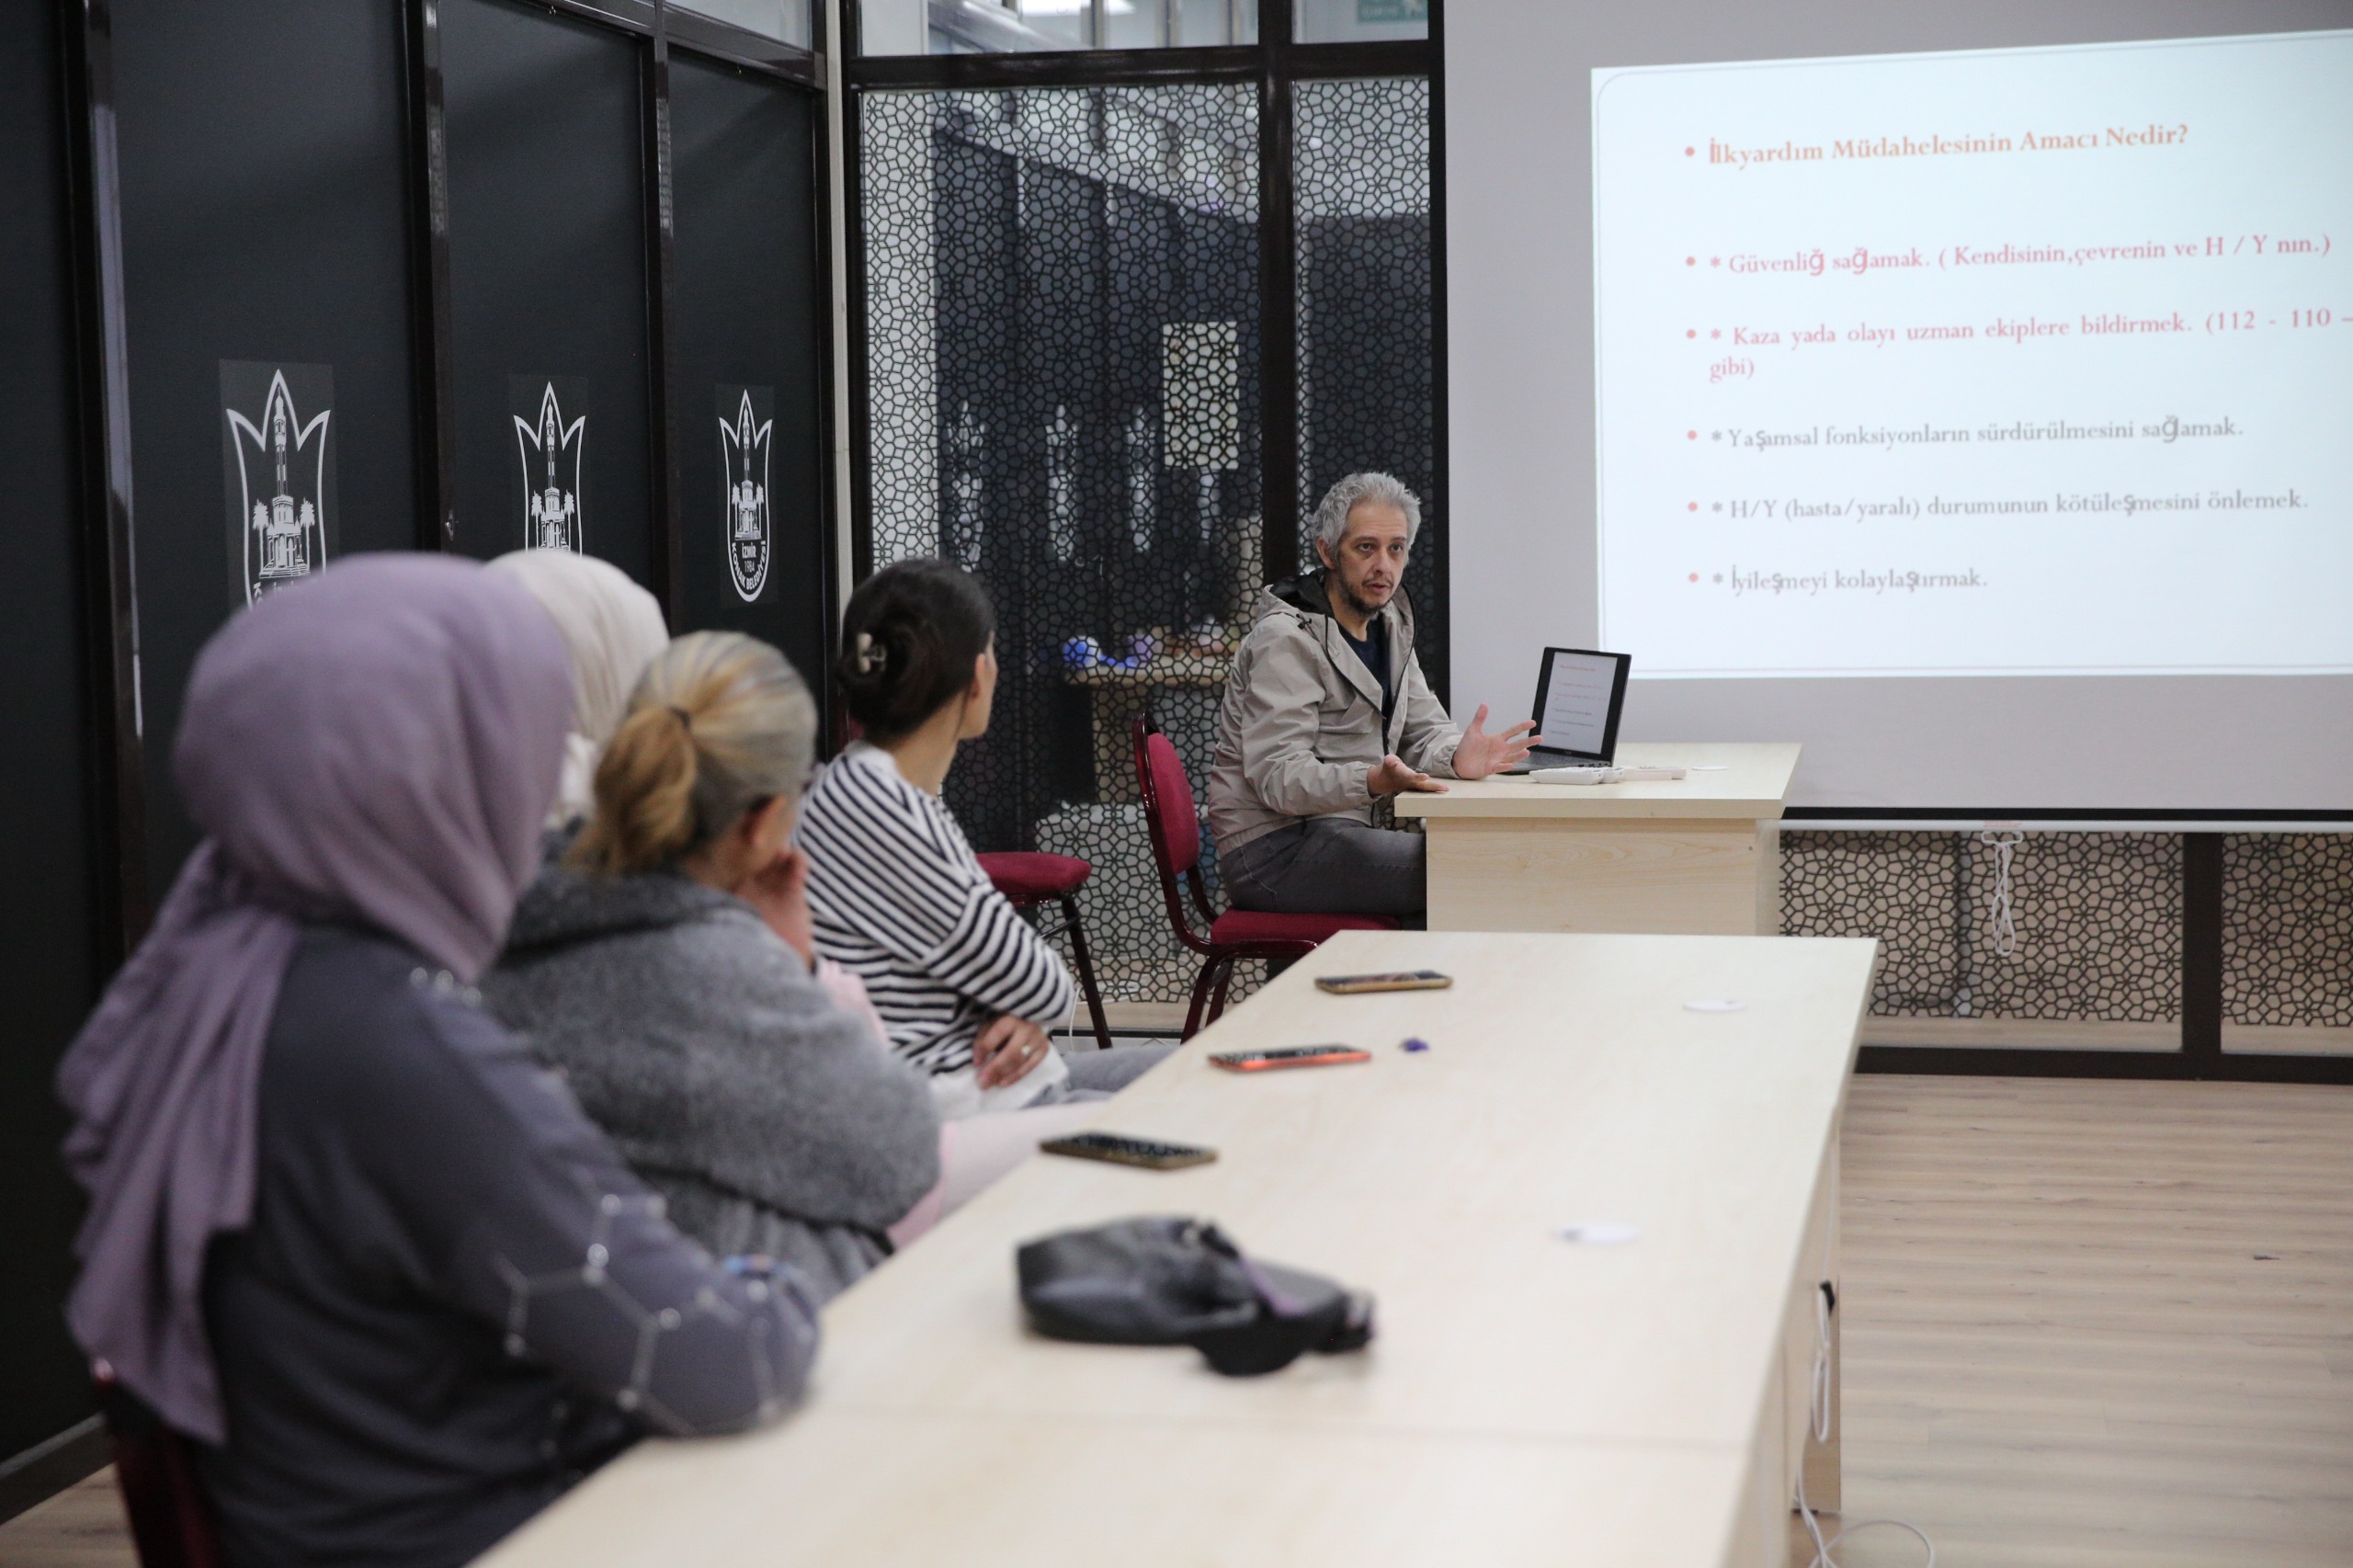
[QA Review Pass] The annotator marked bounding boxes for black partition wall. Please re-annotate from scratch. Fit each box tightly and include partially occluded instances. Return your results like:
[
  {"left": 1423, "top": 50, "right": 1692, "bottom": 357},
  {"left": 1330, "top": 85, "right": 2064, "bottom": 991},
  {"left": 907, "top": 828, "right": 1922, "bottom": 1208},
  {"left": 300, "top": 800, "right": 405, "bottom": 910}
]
[
  {"left": 669, "top": 51, "right": 833, "bottom": 684},
  {"left": 442, "top": 0, "right": 657, "bottom": 584},
  {"left": 110, "top": 0, "right": 426, "bottom": 894},
  {"left": 4, "top": 0, "right": 829, "bottom": 1512},
  {"left": 0, "top": 0, "right": 108, "bottom": 1496}
]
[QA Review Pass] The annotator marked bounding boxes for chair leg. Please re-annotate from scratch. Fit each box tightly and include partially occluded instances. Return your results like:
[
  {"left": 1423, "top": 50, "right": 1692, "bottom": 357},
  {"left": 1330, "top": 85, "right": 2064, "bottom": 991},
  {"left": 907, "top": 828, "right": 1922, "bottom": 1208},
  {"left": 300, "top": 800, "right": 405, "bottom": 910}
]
[
  {"left": 1182, "top": 955, "right": 1226, "bottom": 1041},
  {"left": 1205, "top": 955, "right": 1238, "bottom": 1030},
  {"left": 1058, "top": 893, "right": 1114, "bottom": 1051}
]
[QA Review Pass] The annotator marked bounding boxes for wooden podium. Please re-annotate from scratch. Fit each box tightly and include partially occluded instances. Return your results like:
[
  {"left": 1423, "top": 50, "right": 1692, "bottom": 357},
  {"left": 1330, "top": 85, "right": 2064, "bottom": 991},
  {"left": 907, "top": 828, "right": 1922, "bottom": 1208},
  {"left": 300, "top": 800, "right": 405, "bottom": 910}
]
[{"left": 1391, "top": 743, "right": 1801, "bottom": 936}]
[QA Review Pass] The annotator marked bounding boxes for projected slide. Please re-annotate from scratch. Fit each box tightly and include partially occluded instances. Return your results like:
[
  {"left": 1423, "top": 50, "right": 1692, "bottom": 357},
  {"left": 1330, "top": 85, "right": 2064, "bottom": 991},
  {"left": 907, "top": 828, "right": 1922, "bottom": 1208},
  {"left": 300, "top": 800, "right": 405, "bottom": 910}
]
[{"left": 1593, "top": 30, "right": 2353, "bottom": 678}]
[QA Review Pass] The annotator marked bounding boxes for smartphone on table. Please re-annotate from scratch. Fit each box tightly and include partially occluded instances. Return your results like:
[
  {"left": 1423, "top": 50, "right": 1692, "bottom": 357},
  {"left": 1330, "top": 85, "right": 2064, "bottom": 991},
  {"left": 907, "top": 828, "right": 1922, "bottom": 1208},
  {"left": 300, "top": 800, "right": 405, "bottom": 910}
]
[
  {"left": 1209, "top": 1044, "right": 1372, "bottom": 1072},
  {"left": 1039, "top": 1132, "right": 1218, "bottom": 1170},
  {"left": 1314, "top": 971, "right": 1452, "bottom": 994}
]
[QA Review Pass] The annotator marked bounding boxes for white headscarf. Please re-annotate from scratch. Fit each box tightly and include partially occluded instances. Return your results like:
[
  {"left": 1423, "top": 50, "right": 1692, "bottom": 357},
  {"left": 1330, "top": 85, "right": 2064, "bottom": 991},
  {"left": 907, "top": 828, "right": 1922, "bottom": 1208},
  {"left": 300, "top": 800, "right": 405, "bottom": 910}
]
[{"left": 487, "top": 551, "right": 670, "bottom": 824}]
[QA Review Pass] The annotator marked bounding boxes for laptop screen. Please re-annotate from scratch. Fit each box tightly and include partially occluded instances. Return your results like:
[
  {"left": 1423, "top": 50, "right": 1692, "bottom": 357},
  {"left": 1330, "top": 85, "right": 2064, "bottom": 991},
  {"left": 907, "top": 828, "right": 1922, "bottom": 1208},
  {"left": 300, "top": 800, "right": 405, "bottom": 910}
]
[{"left": 1532, "top": 648, "right": 1629, "bottom": 758}]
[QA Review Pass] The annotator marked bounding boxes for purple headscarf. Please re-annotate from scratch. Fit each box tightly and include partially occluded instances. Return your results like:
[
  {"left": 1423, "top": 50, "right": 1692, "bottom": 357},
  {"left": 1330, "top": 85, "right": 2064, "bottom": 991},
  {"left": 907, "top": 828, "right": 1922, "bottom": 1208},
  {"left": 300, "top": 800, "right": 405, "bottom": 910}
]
[{"left": 56, "top": 553, "right": 574, "bottom": 1442}]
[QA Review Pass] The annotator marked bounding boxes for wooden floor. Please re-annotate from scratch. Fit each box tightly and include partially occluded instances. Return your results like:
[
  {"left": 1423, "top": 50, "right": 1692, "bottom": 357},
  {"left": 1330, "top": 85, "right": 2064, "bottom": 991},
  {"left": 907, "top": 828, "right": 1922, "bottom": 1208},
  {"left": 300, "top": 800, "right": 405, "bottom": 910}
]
[
  {"left": 5, "top": 1075, "right": 2347, "bottom": 1568},
  {"left": 1831, "top": 1074, "right": 2353, "bottom": 1567},
  {"left": 0, "top": 1468, "right": 127, "bottom": 1568}
]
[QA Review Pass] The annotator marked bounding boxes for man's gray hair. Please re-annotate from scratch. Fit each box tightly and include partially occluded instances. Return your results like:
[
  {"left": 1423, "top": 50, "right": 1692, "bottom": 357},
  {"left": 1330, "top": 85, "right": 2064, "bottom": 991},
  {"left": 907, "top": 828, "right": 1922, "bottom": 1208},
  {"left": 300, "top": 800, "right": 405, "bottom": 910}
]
[{"left": 1313, "top": 472, "right": 1422, "bottom": 555}]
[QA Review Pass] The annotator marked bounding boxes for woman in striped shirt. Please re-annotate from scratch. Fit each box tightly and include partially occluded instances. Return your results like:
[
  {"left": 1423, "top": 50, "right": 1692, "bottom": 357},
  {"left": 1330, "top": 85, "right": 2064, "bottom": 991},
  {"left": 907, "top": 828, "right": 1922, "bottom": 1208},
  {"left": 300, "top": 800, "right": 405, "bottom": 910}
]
[{"left": 799, "top": 561, "right": 1169, "bottom": 1118}]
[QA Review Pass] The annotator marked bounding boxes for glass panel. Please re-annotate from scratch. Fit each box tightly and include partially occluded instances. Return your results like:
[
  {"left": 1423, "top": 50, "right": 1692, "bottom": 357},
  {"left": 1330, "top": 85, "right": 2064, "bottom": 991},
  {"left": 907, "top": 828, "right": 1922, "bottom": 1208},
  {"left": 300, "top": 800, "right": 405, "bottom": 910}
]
[
  {"left": 861, "top": 85, "right": 1260, "bottom": 1005},
  {"left": 1181, "top": 0, "right": 1254, "bottom": 47},
  {"left": 858, "top": 0, "right": 1253, "bottom": 55},
  {"left": 673, "top": 0, "right": 813, "bottom": 49},
  {"left": 1294, "top": 0, "right": 1427, "bottom": 44},
  {"left": 1292, "top": 76, "right": 1440, "bottom": 692},
  {"left": 1101, "top": 0, "right": 1163, "bottom": 51}
]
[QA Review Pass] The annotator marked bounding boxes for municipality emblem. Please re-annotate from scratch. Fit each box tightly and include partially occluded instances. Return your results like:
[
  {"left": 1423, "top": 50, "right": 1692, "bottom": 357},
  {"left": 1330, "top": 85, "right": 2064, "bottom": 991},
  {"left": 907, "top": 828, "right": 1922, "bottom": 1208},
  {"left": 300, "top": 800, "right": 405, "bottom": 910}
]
[
  {"left": 515, "top": 381, "right": 585, "bottom": 552},
  {"left": 719, "top": 387, "right": 773, "bottom": 601},
  {"left": 224, "top": 367, "right": 333, "bottom": 607}
]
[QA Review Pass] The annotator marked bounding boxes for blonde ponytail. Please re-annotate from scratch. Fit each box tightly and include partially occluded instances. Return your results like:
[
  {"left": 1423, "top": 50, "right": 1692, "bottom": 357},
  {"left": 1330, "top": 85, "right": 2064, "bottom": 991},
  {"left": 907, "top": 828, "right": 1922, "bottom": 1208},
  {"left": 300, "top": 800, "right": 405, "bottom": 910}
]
[{"left": 571, "top": 631, "right": 816, "bottom": 876}]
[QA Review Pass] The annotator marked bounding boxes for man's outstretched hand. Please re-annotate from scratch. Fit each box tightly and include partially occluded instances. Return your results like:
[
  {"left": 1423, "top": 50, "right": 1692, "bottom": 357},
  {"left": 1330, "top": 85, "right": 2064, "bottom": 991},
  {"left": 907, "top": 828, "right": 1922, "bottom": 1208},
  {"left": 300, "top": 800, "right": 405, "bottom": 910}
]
[
  {"left": 1449, "top": 704, "right": 1540, "bottom": 780},
  {"left": 1368, "top": 754, "right": 1448, "bottom": 797}
]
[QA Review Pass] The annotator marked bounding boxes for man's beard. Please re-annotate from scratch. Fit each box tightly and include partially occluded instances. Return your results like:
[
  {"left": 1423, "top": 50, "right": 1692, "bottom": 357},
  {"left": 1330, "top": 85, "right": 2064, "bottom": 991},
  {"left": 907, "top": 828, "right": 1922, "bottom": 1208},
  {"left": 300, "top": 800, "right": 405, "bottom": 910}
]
[{"left": 1334, "top": 572, "right": 1391, "bottom": 623}]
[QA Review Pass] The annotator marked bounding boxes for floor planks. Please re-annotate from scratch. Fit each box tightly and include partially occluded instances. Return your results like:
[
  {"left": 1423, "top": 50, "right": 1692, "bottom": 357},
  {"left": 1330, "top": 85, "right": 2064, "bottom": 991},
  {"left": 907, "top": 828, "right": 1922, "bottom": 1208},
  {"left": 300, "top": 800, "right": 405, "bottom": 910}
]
[
  {"left": 0, "top": 1469, "right": 129, "bottom": 1568},
  {"left": 1830, "top": 1074, "right": 2353, "bottom": 1567},
  {"left": 3, "top": 1074, "right": 2347, "bottom": 1568}
]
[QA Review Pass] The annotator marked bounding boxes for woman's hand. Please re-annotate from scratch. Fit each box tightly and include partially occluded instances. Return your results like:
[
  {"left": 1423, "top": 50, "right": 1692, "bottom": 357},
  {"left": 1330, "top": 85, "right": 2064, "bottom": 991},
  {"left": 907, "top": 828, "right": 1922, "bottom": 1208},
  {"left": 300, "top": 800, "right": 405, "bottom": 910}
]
[
  {"left": 972, "top": 1014, "right": 1052, "bottom": 1089},
  {"left": 741, "top": 844, "right": 816, "bottom": 966}
]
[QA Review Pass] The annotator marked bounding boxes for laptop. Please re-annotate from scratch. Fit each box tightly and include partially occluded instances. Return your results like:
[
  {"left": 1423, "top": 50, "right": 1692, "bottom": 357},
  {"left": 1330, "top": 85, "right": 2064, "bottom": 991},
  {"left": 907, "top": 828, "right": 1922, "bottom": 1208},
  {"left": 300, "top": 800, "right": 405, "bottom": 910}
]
[{"left": 1502, "top": 647, "right": 1631, "bottom": 774}]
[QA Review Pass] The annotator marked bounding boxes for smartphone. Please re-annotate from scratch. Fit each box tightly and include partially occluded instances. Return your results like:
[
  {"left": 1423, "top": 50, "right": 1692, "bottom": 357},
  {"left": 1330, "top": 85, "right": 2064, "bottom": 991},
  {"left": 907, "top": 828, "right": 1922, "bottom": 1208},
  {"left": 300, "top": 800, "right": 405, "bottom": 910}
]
[
  {"left": 1314, "top": 971, "right": 1453, "bottom": 995},
  {"left": 1038, "top": 1132, "right": 1218, "bottom": 1170},
  {"left": 1209, "top": 1045, "right": 1373, "bottom": 1072}
]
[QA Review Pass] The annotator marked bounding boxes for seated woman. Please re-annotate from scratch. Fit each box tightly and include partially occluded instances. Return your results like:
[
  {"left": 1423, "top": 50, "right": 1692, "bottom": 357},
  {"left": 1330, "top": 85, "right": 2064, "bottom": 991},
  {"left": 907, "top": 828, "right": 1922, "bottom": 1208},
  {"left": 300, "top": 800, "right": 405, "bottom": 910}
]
[
  {"left": 57, "top": 557, "right": 817, "bottom": 1568},
  {"left": 485, "top": 631, "right": 942, "bottom": 1300},
  {"left": 490, "top": 546, "right": 889, "bottom": 1039},
  {"left": 797, "top": 560, "right": 1171, "bottom": 1118},
  {"left": 487, "top": 547, "right": 669, "bottom": 825}
]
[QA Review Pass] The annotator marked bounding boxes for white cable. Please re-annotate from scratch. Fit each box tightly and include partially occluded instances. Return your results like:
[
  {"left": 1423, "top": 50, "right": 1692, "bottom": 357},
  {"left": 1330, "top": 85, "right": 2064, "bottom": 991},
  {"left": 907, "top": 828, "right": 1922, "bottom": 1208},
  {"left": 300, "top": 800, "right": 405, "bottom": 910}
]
[
  {"left": 1797, "top": 1471, "right": 1935, "bottom": 1568},
  {"left": 1794, "top": 1218, "right": 1936, "bottom": 1568},
  {"left": 1033, "top": 910, "right": 1085, "bottom": 1049},
  {"left": 1811, "top": 1283, "right": 1834, "bottom": 1443},
  {"left": 1976, "top": 827, "right": 2025, "bottom": 960}
]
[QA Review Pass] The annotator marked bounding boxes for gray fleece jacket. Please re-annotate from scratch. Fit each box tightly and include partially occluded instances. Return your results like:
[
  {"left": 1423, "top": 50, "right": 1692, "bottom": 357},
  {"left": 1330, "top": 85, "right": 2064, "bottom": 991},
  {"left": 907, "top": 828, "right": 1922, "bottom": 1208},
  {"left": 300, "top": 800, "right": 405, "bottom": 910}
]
[
  {"left": 483, "top": 862, "right": 941, "bottom": 1301},
  {"left": 1205, "top": 573, "right": 1462, "bottom": 857}
]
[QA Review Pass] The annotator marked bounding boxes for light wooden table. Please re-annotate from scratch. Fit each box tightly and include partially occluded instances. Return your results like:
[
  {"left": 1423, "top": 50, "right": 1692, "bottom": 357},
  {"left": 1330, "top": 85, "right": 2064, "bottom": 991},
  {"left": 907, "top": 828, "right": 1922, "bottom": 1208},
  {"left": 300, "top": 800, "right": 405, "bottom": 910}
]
[
  {"left": 1392, "top": 743, "right": 1802, "bottom": 937},
  {"left": 482, "top": 928, "right": 1875, "bottom": 1568}
]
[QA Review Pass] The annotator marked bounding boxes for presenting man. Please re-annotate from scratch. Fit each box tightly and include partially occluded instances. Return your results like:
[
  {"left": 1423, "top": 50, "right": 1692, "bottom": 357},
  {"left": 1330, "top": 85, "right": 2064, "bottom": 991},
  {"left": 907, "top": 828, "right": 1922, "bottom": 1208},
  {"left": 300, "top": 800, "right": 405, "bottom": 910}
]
[{"left": 1206, "top": 472, "right": 1536, "bottom": 921}]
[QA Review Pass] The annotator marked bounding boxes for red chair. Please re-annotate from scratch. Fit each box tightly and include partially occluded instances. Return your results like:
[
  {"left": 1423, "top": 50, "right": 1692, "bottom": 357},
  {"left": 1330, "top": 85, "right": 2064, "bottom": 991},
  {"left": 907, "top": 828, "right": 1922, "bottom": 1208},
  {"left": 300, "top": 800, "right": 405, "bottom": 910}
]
[
  {"left": 1131, "top": 714, "right": 1396, "bottom": 1038},
  {"left": 93, "top": 1362, "right": 224, "bottom": 1568},
  {"left": 975, "top": 852, "right": 1114, "bottom": 1051}
]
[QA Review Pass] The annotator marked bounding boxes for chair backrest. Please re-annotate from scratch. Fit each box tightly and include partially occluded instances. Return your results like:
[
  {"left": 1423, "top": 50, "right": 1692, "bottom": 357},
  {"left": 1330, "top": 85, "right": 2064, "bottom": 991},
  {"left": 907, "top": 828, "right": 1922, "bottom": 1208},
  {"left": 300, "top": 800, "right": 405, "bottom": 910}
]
[
  {"left": 1131, "top": 714, "right": 1217, "bottom": 953},
  {"left": 1137, "top": 724, "right": 1200, "bottom": 874},
  {"left": 95, "top": 1365, "right": 226, "bottom": 1568}
]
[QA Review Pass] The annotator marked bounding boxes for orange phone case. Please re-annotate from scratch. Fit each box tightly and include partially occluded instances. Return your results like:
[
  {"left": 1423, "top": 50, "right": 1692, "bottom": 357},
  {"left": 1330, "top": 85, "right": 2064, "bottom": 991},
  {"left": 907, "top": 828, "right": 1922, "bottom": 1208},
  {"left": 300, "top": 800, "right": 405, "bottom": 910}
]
[{"left": 1210, "top": 1047, "right": 1372, "bottom": 1072}]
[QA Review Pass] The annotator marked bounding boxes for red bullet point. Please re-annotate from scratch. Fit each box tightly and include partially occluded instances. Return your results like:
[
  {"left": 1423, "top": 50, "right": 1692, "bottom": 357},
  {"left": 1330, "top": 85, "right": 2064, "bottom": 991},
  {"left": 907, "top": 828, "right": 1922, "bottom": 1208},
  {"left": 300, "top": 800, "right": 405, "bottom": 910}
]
[
  {"left": 1685, "top": 256, "right": 1696, "bottom": 267},
  {"left": 1686, "top": 328, "right": 1696, "bottom": 338},
  {"left": 1688, "top": 502, "right": 1699, "bottom": 511},
  {"left": 1687, "top": 430, "right": 1698, "bottom": 440},
  {"left": 1688, "top": 573, "right": 1700, "bottom": 583},
  {"left": 1684, "top": 146, "right": 1695, "bottom": 156}
]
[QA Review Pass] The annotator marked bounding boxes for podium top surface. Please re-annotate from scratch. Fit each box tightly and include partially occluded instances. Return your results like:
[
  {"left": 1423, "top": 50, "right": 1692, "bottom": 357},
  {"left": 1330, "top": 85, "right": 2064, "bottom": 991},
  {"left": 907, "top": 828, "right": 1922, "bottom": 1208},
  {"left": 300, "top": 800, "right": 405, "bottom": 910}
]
[{"left": 1392, "top": 742, "right": 1801, "bottom": 822}]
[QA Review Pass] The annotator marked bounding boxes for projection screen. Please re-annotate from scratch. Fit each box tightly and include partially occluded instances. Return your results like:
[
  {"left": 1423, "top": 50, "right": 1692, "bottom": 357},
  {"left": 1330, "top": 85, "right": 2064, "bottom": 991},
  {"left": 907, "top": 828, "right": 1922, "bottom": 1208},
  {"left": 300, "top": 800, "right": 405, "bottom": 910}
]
[{"left": 1446, "top": 1, "right": 2353, "bottom": 812}]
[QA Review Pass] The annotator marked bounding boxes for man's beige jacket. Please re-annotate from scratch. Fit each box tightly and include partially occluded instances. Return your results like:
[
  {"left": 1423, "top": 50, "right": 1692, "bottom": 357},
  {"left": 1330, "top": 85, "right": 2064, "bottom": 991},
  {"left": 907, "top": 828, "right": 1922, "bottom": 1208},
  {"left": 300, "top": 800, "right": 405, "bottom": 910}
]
[{"left": 1205, "top": 572, "right": 1461, "bottom": 858}]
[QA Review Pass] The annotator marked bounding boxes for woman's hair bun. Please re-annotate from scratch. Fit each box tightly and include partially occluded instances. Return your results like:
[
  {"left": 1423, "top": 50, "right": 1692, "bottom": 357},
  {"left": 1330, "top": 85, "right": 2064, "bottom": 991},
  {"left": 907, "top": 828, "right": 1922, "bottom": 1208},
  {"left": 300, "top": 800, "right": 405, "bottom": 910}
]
[{"left": 837, "top": 560, "right": 995, "bottom": 744}]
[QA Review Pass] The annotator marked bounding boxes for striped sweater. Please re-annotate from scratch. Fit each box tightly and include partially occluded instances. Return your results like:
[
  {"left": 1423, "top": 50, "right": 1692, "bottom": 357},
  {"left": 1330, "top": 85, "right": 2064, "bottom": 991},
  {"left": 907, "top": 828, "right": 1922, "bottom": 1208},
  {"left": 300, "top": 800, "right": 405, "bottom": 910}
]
[{"left": 798, "top": 744, "right": 1074, "bottom": 1112}]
